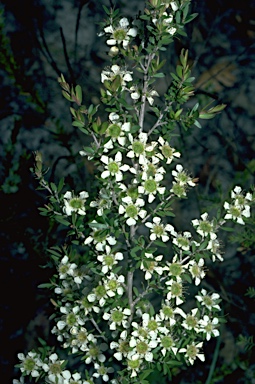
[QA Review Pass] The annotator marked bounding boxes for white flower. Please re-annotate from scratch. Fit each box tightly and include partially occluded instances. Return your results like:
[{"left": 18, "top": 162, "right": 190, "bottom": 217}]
[
  {"left": 159, "top": 300, "right": 179, "bottom": 326},
  {"left": 179, "top": 342, "right": 205, "bottom": 365},
  {"left": 165, "top": 254, "right": 189, "bottom": 278},
  {"left": 195, "top": 289, "right": 221, "bottom": 311},
  {"left": 224, "top": 201, "right": 250, "bottom": 225},
  {"left": 110, "top": 336, "right": 132, "bottom": 361},
  {"left": 140, "top": 312, "right": 167, "bottom": 339},
  {"left": 140, "top": 254, "right": 164, "bottom": 280},
  {"left": 126, "top": 355, "right": 142, "bottom": 377},
  {"left": 17, "top": 351, "right": 43, "bottom": 378},
  {"left": 191, "top": 212, "right": 216, "bottom": 239},
  {"left": 97, "top": 245, "right": 123, "bottom": 274},
  {"left": 128, "top": 332, "right": 156, "bottom": 362},
  {"left": 231, "top": 185, "right": 252, "bottom": 206},
  {"left": 69, "top": 326, "right": 96, "bottom": 353},
  {"left": 104, "top": 119, "right": 131, "bottom": 148},
  {"left": 84, "top": 224, "right": 116, "bottom": 251},
  {"left": 42, "top": 353, "right": 70, "bottom": 383},
  {"left": 170, "top": 181, "right": 187, "bottom": 198},
  {"left": 90, "top": 188, "right": 112, "bottom": 216},
  {"left": 58, "top": 255, "right": 77, "bottom": 280},
  {"left": 130, "top": 85, "right": 140, "bottom": 101},
  {"left": 138, "top": 178, "right": 165, "bottom": 203},
  {"left": 160, "top": 334, "right": 178, "bottom": 356},
  {"left": 157, "top": 136, "right": 181, "bottom": 164},
  {"left": 207, "top": 236, "right": 223, "bottom": 262},
  {"left": 146, "top": 89, "right": 159, "bottom": 105},
  {"left": 79, "top": 296, "right": 100, "bottom": 316},
  {"left": 223, "top": 185, "right": 252, "bottom": 225},
  {"left": 68, "top": 372, "right": 87, "bottom": 384},
  {"left": 177, "top": 307, "right": 200, "bottom": 332},
  {"left": 13, "top": 377, "right": 25, "bottom": 384},
  {"left": 165, "top": 277, "right": 184, "bottom": 305},
  {"left": 130, "top": 87, "right": 159, "bottom": 105},
  {"left": 57, "top": 303, "right": 85, "bottom": 332},
  {"left": 119, "top": 196, "right": 147, "bottom": 226},
  {"left": 126, "top": 132, "right": 149, "bottom": 165},
  {"left": 101, "top": 64, "right": 133, "bottom": 86},
  {"left": 54, "top": 279, "right": 71, "bottom": 296},
  {"left": 152, "top": 9, "right": 177, "bottom": 35},
  {"left": 93, "top": 363, "right": 114, "bottom": 382},
  {"left": 104, "top": 17, "right": 137, "bottom": 50},
  {"left": 85, "top": 343, "right": 106, "bottom": 364},
  {"left": 172, "top": 231, "right": 192, "bottom": 251},
  {"left": 189, "top": 258, "right": 206, "bottom": 286},
  {"left": 140, "top": 162, "right": 165, "bottom": 181},
  {"left": 100, "top": 152, "right": 130, "bottom": 181},
  {"left": 172, "top": 164, "right": 196, "bottom": 187},
  {"left": 170, "top": 1, "right": 179, "bottom": 12},
  {"left": 108, "top": 112, "right": 119, "bottom": 122},
  {"left": 63, "top": 190, "right": 88, "bottom": 216},
  {"left": 103, "top": 306, "right": 131, "bottom": 330},
  {"left": 103, "top": 272, "right": 125, "bottom": 297},
  {"left": 145, "top": 217, "right": 175, "bottom": 242},
  {"left": 199, "top": 315, "right": 220, "bottom": 341},
  {"left": 87, "top": 281, "right": 108, "bottom": 307}
]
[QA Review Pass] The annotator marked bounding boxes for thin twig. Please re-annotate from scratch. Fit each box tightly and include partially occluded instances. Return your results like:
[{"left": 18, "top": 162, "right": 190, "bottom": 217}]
[
  {"left": 90, "top": 316, "right": 107, "bottom": 341},
  {"left": 37, "top": 24, "right": 62, "bottom": 77}
]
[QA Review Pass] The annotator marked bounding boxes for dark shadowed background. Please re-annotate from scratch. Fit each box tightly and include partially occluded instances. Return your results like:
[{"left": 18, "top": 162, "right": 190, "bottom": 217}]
[{"left": 1, "top": 0, "right": 255, "bottom": 383}]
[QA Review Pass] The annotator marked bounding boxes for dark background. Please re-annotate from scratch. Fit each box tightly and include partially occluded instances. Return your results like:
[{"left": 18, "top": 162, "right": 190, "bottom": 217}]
[{"left": 1, "top": 0, "right": 255, "bottom": 383}]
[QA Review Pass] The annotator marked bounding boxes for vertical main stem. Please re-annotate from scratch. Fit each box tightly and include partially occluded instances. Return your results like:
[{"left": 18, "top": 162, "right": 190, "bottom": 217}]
[
  {"left": 138, "top": 53, "right": 155, "bottom": 131},
  {"left": 127, "top": 271, "right": 134, "bottom": 310}
]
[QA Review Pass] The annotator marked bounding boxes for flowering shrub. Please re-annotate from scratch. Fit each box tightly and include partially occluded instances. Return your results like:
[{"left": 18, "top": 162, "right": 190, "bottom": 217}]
[{"left": 14, "top": 1, "right": 254, "bottom": 384}]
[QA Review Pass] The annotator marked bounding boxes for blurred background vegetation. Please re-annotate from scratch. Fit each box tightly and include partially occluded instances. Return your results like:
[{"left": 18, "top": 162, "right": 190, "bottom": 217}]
[{"left": 1, "top": 0, "right": 255, "bottom": 383}]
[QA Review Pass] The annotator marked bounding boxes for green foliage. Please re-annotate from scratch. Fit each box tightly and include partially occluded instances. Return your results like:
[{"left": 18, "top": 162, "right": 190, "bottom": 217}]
[{"left": 12, "top": 1, "right": 255, "bottom": 384}]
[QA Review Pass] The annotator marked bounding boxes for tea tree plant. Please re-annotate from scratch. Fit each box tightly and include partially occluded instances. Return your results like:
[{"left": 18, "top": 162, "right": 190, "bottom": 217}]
[{"left": 14, "top": 1, "right": 254, "bottom": 383}]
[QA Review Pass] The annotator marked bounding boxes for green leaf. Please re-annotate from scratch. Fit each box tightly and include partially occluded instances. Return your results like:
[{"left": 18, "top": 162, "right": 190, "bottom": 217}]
[
  {"left": 140, "top": 370, "right": 154, "bottom": 380},
  {"left": 182, "top": 3, "right": 190, "bottom": 20},
  {"left": 50, "top": 182, "right": 57, "bottom": 192},
  {"left": 199, "top": 112, "right": 215, "bottom": 120},
  {"left": 185, "top": 76, "right": 195, "bottom": 83},
  {"left": 111, "top": 75, "right": 122, "bottom": 92},
  {"left": 184, "top": 13, "right": 199, "bottom": 24},
  {"left": 130, "top": 246, "right": 141, "bottom": 258},
  {"left": 72, "top": 120, "right": 85, "bottom": 128},
  {"left": 208, "top": 104, "right": 227, "bottom": 113},
  {"left": 89, "top": 222, "right": 108, "bottom": 229},
  {"left": 38, "top": 337, "right": 47, "bottom": 346},
  {"left": 176, "top": 65, "right": 183, "bottom": 78},
  {"left": 175, "top": 11, "right": 181, "bottom": 24},
  {"left": 77, "top": 126, "right": 89, "bottom": 134},
  {"left": 57, "top": 177, "right": 65, "bottom": 193},
  {"left": 62, "top": 90, "right": 73, "bottom": 102},
  {"left": 133, "top": 286, "right": 139, "bottom": 297},
  {"left": 55, "top": 216, "right": 70, "bottom": 226},
  {"left": 75, "top": 85, "right": 82, "bottom": 105},
  {"left": 38, "top": 283, "right": 53, "bottom": 289},
  {"left": 118, "top": 98, "right": 133, "bottom": 109},
  {"left": 48, "top": 247, "right": 62, "bottom": 257},
  {"left": 221, "top": 226, "right": 234, "bottom": 232},
  {"left": 194, "top": 120, "right": 202, "bottom": 128},
  {"left": 153, "top": 240, "right": 167, "bottom": 248},
  {"left": 102, "top": 5, "right": 110, "bottom": 15},
  {"left": 170, "top": 72, "right": 179, "bottom": 82},
  {"left": 153, "top": 72, "right": 165, "bottom": 78}
]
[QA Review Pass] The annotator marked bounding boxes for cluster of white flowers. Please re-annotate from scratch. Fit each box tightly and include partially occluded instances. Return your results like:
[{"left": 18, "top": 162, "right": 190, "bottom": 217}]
[
  {"left": 224, "top": 185, "right": 252, "bottom": 225},
  {"left": 14, "top": 2, "right": 254, "bottom": 383},
  {"left": 15, "top": 352, "right": 92, "bottom": 384},
  {"left": 100, "top": 17, "right": 137, "bottom": 56}
]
